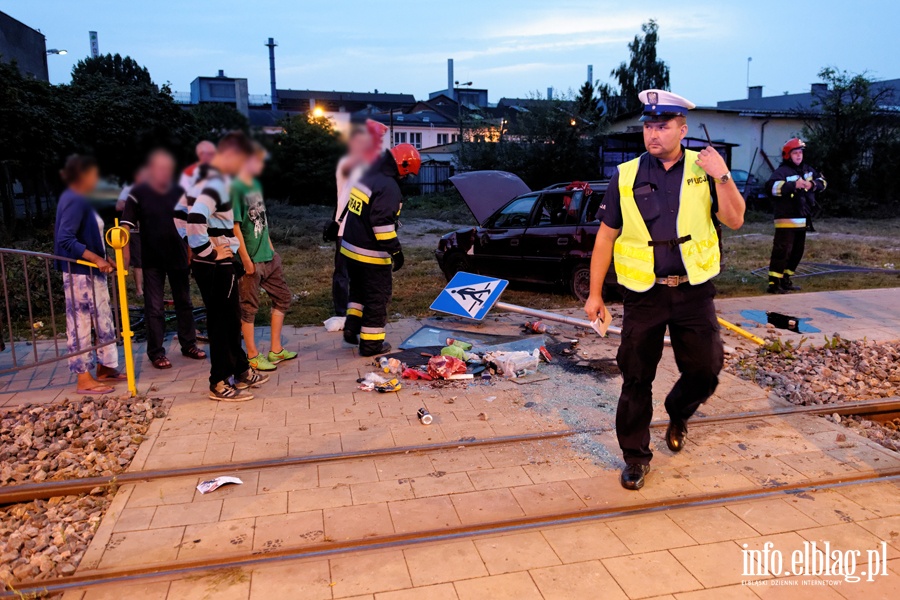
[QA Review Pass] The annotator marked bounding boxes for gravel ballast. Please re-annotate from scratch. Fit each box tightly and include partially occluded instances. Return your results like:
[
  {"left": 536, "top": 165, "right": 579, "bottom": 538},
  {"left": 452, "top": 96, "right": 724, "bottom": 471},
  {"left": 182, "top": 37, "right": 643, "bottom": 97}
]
[
  {"left": 1, "top": 396, "right": 167, "bottom": 587},
  {"left": 725, "top": 335, "right": 900, "bottom": 406}
]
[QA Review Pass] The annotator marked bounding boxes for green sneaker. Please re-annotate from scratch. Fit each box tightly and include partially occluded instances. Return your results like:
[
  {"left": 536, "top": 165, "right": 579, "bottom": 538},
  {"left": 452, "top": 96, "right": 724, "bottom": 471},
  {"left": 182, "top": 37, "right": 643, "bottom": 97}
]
[
  {"left": 249, "top": 353, "right": 277, "bottom": 371},
  {"left": 268, "top": 348, "right": 298, "bottom": 364}
]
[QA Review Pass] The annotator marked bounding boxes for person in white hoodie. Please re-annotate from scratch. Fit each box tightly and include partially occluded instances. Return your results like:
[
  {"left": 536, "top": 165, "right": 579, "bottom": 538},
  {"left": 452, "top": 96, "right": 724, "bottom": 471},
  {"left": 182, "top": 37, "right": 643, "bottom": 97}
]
[{"left": 331, "top": 120, "right": 387, "bottom": 323}]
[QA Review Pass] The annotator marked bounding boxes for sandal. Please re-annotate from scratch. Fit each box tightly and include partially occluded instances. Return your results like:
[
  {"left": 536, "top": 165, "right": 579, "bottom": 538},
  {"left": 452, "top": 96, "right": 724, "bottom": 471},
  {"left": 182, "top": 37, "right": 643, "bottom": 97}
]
[
  {"left": 96, "top": 367, "right": 127, "bottom": 381},
  {"left": 76, "top": 384, "right": 115, "bottom": 395},
  {"left": 182, "top": 346, "right": 207, "bottom": 360},
  {"left": 152, "top": 356, "right": 173, "bottom": 369}
]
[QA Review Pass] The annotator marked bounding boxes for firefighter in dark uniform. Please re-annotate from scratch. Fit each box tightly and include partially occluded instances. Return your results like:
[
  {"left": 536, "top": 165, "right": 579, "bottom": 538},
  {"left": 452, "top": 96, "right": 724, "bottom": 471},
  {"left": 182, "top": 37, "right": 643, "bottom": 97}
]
[
  {"left": 584, "top": 90, "right": 746, "bottom": 490},
  {"left": 765, "top": 138, "right": 826, "bottom": 293},
  {"left": 341, "top": 143, "right": 421, "bottom": 356}
]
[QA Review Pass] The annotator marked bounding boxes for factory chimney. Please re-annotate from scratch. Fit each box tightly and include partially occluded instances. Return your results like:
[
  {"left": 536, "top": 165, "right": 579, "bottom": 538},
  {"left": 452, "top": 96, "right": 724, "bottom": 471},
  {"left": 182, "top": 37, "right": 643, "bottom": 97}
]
[
  {"left": 448, "top": 58, "right": 454, "bottom": 99},
  {"left": 266, "top": 38, "right": 279, "bottom": 110}
]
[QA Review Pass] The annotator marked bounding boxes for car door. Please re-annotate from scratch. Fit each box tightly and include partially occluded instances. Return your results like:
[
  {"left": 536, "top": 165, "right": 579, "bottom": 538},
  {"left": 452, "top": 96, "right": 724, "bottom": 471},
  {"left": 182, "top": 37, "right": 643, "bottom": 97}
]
[
  {"left": 472, "top": 194, "right": 538, "bottom": 278},
  {"left": 518, "top": 191, "right": 583, "bottom": 282}
]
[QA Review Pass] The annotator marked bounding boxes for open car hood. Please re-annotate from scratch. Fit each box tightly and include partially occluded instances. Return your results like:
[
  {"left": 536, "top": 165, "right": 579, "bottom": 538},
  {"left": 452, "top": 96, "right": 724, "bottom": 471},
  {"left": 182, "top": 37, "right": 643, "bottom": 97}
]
[{"left": 450, "top": 171, "right": 531, "bottom": 225}]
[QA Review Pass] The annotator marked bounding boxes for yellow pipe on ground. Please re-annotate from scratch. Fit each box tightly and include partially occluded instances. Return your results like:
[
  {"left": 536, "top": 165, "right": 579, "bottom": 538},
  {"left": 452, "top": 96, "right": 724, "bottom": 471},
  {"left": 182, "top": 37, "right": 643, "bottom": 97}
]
[
  {"left": 105, "top": 220, "right": 137, "bottom": 397},
  {"left": 718, "top": 317, "right": 765, "bottom": 346}
]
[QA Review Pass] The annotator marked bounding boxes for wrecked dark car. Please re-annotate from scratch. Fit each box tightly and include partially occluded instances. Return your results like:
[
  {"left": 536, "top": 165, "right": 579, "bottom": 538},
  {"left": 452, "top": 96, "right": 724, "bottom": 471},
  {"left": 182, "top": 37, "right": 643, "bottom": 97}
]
[{"left": 435, "top": 171, "right": 616, "bottom": 302}]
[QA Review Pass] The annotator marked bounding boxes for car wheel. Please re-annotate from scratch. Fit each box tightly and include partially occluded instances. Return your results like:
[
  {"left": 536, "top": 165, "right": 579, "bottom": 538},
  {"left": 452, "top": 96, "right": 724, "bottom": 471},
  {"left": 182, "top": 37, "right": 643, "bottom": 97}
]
[
  {"left": 569, "top": 263, "right": 592, "bottom": 303},
  {"left": 442, "top": 250, "right": 471, "bottom": 281}
]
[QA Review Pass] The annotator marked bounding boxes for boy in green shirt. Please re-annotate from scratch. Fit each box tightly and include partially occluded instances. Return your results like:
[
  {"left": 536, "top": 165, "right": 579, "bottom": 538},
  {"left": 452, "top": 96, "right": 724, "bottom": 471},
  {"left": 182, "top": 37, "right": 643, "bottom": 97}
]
[{"left": 233, "top": 143, "right": 296, "bottom": 370}]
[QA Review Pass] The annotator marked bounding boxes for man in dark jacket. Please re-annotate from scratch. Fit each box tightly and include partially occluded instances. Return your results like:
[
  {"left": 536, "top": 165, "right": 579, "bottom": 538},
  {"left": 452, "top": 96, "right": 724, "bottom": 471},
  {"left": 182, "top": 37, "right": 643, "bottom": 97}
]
[
  {"left": 765, "top": 138, "right": 826, "bottom": 293},
  {"left": 341, "top": 143, "right": 421, "bottom": 356}
]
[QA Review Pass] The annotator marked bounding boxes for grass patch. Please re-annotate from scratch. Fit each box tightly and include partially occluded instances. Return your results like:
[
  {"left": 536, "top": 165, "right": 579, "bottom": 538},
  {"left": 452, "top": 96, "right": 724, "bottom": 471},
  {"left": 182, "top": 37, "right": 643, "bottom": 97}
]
[{"left": 113, "top": 202, "right": 900, "bottom": 329}]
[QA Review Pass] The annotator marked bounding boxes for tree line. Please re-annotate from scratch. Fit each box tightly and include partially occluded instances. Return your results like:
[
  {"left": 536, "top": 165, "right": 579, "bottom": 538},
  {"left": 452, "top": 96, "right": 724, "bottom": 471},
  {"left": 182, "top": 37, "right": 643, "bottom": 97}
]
[{"left": 0, "top": 53, "right": 344, "bottom": 233}]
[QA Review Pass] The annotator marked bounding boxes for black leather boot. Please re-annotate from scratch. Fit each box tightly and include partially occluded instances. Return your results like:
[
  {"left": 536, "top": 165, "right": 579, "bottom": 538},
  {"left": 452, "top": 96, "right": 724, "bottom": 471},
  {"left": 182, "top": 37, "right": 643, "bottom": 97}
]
[{"left": 620, "top": 464, "right": 651, "bottom": 490}]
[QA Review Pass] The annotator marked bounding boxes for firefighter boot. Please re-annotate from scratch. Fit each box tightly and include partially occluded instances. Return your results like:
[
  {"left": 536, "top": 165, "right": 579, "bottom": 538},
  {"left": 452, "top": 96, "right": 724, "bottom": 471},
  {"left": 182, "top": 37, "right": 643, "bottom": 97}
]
[
  {"left": 781, "top": 275, "right": 801, "bottom": 292},
  {"left": 767, "top": 276, "right": 787, "bottom": 294}
]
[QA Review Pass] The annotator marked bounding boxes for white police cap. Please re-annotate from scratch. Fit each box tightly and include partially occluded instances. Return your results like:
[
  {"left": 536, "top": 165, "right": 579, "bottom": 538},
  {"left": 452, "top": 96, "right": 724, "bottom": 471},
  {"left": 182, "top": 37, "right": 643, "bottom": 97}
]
[{"left": 638, "top": 89, "right": 696, "bottom": 121}]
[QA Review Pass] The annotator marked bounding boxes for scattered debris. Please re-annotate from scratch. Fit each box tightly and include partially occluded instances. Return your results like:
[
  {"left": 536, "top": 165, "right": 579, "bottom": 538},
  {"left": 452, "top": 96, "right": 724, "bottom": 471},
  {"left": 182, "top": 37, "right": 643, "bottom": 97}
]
[
  {"left": 197, "top": 476, "right": 243, "bottom": 495},
  {"left": 375, "top": 379, "right": 402, "bottom": 393},
  {"left": 416, "top": 408, "right": 433, "bottom": 425},
  {"left": 427, "top": 355, "right": 467, "bottom": 379},
  {"left": 322, "top": 316, "right": 345, "bottom": 332}
]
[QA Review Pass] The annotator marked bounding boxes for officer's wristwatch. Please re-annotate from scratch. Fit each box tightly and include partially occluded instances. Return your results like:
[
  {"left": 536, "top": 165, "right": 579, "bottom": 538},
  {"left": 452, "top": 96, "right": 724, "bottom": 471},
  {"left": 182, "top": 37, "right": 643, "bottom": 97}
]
[{"left": 713, "top": 171, "right": 731, "bottom": 185}]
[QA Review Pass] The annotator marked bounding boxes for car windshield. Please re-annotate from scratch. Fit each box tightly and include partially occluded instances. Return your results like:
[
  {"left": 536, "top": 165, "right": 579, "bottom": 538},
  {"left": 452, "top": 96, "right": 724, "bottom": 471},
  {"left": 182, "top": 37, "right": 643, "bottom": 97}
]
[
  {"left": 490, "top": 196, "right": 538, "bottom": 228},
  {"left": 731, "top": 170, "right": 749, "bottom": 183},
  {"left": 534, "top": 191, "right": 583, "bottom": 226}
]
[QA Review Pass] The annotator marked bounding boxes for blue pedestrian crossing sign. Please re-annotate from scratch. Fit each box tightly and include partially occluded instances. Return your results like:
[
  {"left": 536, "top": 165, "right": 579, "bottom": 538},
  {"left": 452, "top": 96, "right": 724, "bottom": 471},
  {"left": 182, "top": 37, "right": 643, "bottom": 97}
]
[{"left": 430, "top": 272, "right": 508, "bottom": 320}]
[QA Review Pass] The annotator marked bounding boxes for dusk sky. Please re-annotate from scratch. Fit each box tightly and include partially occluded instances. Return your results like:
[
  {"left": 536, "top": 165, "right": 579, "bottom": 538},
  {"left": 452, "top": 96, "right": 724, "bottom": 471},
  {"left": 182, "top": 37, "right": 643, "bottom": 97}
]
[{"left": 7, "top": 0, "right": 897, "bottom": 106}]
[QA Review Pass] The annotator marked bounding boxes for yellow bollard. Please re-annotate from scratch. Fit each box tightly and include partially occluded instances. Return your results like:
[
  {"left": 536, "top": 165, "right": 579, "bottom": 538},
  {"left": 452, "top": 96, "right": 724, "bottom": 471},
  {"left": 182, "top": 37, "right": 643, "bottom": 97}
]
[
  {"left": 105, "top": 219, "right": 137, "bottom": 397},
  {"left": 718, "top": 317, "right": 765, "bottom": 346}
]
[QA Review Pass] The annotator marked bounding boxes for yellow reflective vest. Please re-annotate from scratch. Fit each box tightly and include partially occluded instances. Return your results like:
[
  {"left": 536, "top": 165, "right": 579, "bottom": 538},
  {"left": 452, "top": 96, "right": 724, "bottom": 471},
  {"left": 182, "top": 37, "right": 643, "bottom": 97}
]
[{"left": 613, "top": 150, "right": 721, "bottom": 292}]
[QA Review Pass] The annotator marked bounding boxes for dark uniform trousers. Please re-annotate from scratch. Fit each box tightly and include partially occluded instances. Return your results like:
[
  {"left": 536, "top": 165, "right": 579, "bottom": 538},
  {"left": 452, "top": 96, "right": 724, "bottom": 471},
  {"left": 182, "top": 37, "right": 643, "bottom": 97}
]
[
  {"left": 344, "top": 261, "right": 393, "bottom": 355},
  {"left": 332, "top": 237, "right": 350, "bottom": 317},
  {"left": 616, "top": 280, "right": 724, "bottom": 465},
  {"left": 192, "top": 260, "right": 250, "bottom": 387},
  {"left": 768, "top": 228, "right": 806, "bottom": 277},
  {"left": 142, "top": 267, "right": 196, "bottom": 362}
]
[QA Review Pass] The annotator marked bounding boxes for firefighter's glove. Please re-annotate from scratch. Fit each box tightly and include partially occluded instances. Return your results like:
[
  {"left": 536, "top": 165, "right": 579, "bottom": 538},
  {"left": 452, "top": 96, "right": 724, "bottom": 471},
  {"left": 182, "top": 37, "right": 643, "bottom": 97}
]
[{"left": 392, "top": 251, "right": 405, "bottom": 272}]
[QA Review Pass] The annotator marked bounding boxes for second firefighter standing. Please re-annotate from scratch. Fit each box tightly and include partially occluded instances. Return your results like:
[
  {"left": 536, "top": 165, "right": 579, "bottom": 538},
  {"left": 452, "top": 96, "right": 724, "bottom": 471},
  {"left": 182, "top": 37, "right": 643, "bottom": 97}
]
[
  {"left": 341, "top": 143, "right": 421, "bottom": 356},
  {"left": 765, "top": 138, "right": 826, "bottom": 293}
]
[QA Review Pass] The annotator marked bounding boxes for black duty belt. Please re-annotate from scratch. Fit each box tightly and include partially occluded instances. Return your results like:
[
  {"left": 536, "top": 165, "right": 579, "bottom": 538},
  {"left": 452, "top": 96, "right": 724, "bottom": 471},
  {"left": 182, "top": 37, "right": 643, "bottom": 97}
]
[
  {"left": 655, "top": 275, "right": 690, "bottom": 287},
  {"left": 648, "top": 234, "right": 692, "bottom": 248}
]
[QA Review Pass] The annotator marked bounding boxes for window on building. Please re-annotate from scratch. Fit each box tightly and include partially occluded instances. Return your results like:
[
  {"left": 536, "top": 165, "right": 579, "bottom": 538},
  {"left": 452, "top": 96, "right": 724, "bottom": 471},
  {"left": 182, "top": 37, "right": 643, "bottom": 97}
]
[
  {"left": 409, "top": 132, "right": 422, "bottom": 149},
  {"left": 394, "top": 132, "right": 407, "bottom": 145},
  {"left": 208, "top": 83, "right": 236, "bottom": 99},
  {"left": 437, "top": 133, "right": 449, "bottom": 146},
  {"left": 451, "top": 134, "right": 460, "bottom": 143}
]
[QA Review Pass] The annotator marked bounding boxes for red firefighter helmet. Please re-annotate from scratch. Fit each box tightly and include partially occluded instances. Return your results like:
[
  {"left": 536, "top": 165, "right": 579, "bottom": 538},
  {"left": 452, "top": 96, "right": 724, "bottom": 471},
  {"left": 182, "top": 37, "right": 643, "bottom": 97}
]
[
  {"left": 782, "top": 138, "right": 806, "bottom": 160},
  {"left": 389, "top": 143, "right": 421, "bottom": 177}
]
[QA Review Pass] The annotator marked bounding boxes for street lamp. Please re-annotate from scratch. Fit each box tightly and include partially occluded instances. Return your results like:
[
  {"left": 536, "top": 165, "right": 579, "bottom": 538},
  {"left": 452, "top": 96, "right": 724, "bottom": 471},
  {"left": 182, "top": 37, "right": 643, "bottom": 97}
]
[
  {"left": 312, "top": 106, "right": 324, "bottom": 118},
  {"left": 46, "top": 49, "right": 68, "bottom": 55}
]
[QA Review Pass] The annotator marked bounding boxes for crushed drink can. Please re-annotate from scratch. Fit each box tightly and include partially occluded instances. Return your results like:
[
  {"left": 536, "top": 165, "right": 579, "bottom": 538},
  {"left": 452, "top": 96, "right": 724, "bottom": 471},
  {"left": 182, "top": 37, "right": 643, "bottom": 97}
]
[{"left": 417, "top": 408, "right": 433, "bottom": 425}]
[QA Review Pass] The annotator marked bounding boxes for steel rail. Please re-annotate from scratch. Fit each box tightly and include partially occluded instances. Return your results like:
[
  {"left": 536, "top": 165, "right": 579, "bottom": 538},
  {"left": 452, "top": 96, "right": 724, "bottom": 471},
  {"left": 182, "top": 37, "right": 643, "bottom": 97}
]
[
  {"left": 5, "top": 468, "right": 900, "bottom": 598},
  {"left": 2, "top": 396, "right": 898, "bottom": 506}
]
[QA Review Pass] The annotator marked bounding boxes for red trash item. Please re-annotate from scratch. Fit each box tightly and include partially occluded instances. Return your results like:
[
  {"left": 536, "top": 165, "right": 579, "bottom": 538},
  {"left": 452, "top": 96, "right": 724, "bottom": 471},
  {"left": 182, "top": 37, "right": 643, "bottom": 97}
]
[
  {"left": 427, "top": 355, "right": 467, "bottom": 379},
  {"left": 402, "top": 368, "right": 433, "bottom": 381}
]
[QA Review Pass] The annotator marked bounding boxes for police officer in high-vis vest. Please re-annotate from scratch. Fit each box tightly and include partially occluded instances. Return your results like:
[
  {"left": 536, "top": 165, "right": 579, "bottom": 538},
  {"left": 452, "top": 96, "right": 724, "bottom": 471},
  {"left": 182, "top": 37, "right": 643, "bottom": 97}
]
[
  {"left": 584, "top": 90, "right": 746, "bottom": 491},
  {"left": 342, "top": 143, "right": 421, "bottom": 357}
]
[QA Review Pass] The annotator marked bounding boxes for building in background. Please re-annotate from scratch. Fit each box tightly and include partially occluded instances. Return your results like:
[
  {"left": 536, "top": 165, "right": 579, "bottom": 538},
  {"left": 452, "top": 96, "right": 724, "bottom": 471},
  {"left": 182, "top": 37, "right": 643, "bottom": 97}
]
[
  {"left": 190, "top": 70, "right": 250, "bottom": 116},
  {"left": 0, "top": 10, "right": 49, "bottom": 81},
  {"left": 606, "top": 80, "right": 900, "bottom": 185}
]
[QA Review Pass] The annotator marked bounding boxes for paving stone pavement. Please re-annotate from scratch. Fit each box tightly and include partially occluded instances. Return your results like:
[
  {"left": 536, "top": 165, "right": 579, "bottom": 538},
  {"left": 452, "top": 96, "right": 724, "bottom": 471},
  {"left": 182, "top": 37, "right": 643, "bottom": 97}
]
[{"left": 3, "top": 288, "right": 900, "bottom": 599}]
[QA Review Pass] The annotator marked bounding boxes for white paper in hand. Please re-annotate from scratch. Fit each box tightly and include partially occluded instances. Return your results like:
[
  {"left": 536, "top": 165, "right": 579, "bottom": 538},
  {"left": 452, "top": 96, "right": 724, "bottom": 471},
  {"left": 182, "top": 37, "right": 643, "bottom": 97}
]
[{"left": 590, "top": 308, "right": 613, "bottom": 337}]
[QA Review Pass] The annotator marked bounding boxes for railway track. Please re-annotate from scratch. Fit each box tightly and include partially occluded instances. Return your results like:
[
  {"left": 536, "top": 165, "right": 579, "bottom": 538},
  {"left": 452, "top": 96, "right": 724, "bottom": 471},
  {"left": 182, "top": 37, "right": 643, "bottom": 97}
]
[
  {"left": 4, "top": 468, "right": 900, "bottom": 598},
  {"left": 2, "top": 396, "right": 899, "bottom": 506}
]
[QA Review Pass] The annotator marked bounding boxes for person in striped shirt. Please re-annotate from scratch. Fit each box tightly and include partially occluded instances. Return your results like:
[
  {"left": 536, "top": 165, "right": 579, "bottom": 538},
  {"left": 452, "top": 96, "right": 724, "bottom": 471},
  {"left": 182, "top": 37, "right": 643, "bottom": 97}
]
[{"left": 186, "top": 131, "right": 270, "bottom": 401}]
